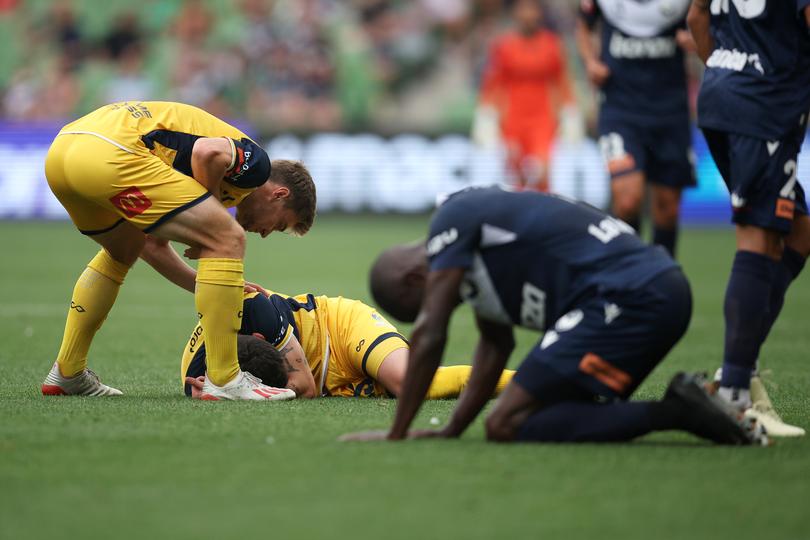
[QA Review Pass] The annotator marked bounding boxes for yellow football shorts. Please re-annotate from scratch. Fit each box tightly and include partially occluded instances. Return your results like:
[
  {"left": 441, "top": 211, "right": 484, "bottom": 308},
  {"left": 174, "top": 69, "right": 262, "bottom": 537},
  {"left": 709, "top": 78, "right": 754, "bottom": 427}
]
[
  {"left": 45, "top": 133, "right": 211, "bottom": 235},
  {"left": 324, "top": 297, "right": 409, "bottom": 397}
]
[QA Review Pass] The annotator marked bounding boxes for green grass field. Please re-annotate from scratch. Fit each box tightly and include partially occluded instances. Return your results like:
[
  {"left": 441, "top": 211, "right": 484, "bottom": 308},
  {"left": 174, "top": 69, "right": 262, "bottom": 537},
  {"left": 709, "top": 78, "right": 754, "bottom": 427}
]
[{"left": 1, "top": 217, "right": 809, "bottom": 540}]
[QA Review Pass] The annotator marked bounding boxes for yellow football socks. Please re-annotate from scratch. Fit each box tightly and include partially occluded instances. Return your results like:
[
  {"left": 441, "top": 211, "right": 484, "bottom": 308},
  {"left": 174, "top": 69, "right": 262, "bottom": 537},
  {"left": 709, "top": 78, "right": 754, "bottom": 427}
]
[
  {"left": 195, "top": 258, "right": 244, "bottom": 386},
  {"left": 56, "top": 249, "right": 129, "bottom": 377},
  {"left": 425, "top": 365, "right": 516, "bottom": 399}
]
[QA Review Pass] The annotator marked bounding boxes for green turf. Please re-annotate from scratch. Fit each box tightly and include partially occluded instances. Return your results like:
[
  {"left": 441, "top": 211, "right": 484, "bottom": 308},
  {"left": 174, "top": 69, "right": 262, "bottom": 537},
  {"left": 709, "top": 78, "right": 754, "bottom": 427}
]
[{"left": 1, "top": 217, "right": 809, "bottom": 540}]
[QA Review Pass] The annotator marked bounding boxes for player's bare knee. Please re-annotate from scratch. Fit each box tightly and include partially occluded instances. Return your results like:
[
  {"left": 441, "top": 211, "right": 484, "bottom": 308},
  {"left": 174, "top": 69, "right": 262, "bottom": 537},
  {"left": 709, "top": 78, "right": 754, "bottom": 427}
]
[
  {"left": 203, "top": 220, "right": 246, "bottom": 259},
  {"left": 612, "top": 195, "right": 642, "bottom": 221},
  {"left": 485, "top": 412, "right": 517, "bottom": 443}
]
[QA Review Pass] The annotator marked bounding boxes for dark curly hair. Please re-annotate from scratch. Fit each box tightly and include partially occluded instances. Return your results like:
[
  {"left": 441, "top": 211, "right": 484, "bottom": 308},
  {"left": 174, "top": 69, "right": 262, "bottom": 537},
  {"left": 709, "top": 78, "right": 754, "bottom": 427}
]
[{"left": 237, "top": 335, "right": 289, "bottom": 388}]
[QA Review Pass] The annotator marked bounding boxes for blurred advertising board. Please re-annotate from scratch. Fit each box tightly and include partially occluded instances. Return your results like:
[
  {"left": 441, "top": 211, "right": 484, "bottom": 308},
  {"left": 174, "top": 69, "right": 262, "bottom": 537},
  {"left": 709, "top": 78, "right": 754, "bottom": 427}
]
[{"left": 1, "top": 121, "right": 807, "bottom": 224}]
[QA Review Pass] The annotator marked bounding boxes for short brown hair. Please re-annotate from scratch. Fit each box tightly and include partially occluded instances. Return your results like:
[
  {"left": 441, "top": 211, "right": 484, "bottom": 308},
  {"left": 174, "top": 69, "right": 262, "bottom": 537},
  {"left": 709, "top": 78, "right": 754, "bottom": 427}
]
[{"left": 270, "top": 159, "right": 316, "bottom": 235}]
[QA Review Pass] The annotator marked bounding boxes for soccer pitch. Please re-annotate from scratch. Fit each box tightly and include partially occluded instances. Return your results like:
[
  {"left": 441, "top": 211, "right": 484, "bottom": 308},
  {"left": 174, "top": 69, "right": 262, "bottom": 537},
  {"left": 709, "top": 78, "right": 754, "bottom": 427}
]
[{"left": 1, "top": 216, "right": 809, "bottom": 540}]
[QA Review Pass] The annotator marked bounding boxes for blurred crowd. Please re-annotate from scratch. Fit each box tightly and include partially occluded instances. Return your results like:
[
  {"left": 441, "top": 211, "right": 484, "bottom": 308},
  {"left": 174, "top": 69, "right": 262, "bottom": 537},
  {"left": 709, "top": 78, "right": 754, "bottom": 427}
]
[{"left": 0, "top": 0, "right": 602, "bottom": 134}]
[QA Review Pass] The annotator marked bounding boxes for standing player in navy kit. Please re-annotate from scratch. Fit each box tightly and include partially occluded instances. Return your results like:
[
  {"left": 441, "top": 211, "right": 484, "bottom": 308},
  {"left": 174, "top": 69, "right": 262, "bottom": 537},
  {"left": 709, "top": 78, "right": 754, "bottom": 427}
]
[
  {"left": 576, "top": 0, "right": 697, "bottom": 257},
  {"left": 688, "top": 0, "right": 810, "bottom": 436},
  {"left": 341, "top": 187, "right": 764, "bottom": 445}
]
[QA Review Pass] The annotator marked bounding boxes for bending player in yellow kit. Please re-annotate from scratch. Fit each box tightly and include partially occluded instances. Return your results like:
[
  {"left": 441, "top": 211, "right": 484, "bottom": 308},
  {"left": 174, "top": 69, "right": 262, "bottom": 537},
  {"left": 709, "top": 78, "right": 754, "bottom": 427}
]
[
  {"left": 41, "top": 101, "right": 316, "bottom": 401},
  {"left": 181, "top": 291, "right": 515, "bottom": 399}
]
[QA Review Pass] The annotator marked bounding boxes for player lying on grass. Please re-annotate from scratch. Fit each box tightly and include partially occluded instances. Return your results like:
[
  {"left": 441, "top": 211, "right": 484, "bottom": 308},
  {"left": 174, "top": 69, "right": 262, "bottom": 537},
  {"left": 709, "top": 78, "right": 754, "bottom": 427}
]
[
  {"left": 341, "top": 186, "right": 766, "bottom": 445},
  {"left": 180, "top": 290, "right": 514, "bottom": 399},
  {"left": 41, "top": 101, "right": 315, "bottom": 401}
]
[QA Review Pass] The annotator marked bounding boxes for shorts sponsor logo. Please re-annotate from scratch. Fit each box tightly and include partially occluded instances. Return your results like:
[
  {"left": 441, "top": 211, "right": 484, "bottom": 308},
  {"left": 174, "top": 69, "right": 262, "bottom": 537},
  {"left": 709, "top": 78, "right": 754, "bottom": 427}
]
[
  {"left": 579, "top": 353, "right": 632, "bottom": 394},
  {"left": 775, "top": 198, "right": 795, "bottom": 220},
  {"left": 110, "top": 187, "right": 152, "bottom": 218}
]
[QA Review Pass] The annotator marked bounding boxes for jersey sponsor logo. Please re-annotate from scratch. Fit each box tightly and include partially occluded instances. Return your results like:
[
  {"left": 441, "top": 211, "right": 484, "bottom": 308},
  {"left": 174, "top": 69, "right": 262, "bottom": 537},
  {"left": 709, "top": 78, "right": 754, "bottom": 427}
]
[
  {"left": 427, "top": 228, "right": 459, "bottom": 256},
  {"left": 608, "top": 32, "right": 677, "bottom": 59},
  {"left": 706, "top": 48, "right": 764, "bottom": 74},
  {"left": 109, "top": 187, "right": 152, "bottom": 218}
]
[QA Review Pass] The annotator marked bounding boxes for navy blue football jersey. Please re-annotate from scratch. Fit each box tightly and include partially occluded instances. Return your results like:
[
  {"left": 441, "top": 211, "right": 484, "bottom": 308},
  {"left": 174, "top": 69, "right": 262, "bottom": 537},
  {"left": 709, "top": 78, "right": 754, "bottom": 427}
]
[
  {"left": 579, "top": 0, "right": 691, "bottom": 120},
  {"left": 697, "top": 0, "right": 810, "bottom": 139},
  {"left": 427, "top": 187, "right": 677, "bottom": 331}
]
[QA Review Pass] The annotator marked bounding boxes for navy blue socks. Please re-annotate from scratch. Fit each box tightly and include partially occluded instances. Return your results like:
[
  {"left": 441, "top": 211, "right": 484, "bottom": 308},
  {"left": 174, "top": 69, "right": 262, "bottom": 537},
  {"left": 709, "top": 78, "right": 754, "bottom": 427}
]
[
  {"left": 515, "top": 401, "right": 657, "bottom": 442},
  {"left": 653, "top": 226, "right": 678, "bottom": 258},
  {"left": 720, "top": 251, "right": 777, "bottom": 389}
]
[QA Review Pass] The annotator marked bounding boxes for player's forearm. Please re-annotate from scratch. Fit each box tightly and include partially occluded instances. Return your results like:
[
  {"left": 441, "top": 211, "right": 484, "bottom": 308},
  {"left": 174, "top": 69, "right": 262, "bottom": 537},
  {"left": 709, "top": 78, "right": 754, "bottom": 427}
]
[
  {"left": 687, "top": 1, "right": 714, "bottom": 63},
  {"left": 388, "top": 325, "right": 445, "bottom": 440},
  {"left": 574, "top": 19, "right": 598, "bottom": 65},
  {"left": 140, "top": 238, "right": 197, "bottom": 293},
  {"left": 443, "top": 339, "right": 512, "bottom": 437}
]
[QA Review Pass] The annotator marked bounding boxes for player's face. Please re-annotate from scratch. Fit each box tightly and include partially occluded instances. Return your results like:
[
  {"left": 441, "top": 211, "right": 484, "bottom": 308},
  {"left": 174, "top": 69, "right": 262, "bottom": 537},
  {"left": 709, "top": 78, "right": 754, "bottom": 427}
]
[
  {"left": 514, "top": 0, "right": 542, "bottom": 32},
  {"left": 236, "top": 186, "right": 300, "bottom": 238}
]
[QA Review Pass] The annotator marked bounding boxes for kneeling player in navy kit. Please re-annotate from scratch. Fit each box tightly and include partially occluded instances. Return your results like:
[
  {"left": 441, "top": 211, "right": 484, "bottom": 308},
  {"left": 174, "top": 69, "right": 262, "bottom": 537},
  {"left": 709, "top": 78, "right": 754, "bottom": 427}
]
[
  {"left": 341, "top": 187, "right": 764, "bottom": 445},
  {"left": 688, "top": 0, "right": 810, "bottom": 436}
]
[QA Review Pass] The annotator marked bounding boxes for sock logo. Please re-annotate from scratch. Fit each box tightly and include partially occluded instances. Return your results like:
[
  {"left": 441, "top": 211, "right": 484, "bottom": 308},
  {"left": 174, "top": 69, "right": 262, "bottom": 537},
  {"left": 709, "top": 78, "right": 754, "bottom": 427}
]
[
  {"left": 70, "top": 301, "right": 86, "bottom": 312},
  {"left": 110, "top": 187, "right": 152, "bottom": 218}
]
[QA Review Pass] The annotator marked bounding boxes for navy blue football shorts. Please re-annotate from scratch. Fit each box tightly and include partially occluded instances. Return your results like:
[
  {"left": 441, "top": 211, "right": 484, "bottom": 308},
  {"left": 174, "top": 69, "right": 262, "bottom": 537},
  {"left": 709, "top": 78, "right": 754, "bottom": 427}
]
[
  {"left": 513, "top": 268, "right": 692, "bottom": 404},
  {"left": 598, "top": 112, "right": 697, "bottom": 189},
  {"left": 703, "top": 124, "right": 808, "bottom": 234}
]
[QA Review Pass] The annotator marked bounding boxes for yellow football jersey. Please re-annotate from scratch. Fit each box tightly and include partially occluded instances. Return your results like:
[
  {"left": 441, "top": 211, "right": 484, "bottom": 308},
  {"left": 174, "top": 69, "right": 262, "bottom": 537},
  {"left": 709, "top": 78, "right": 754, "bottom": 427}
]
[{"left": 58, "top": 101, "right": 268, "bottom": 208}]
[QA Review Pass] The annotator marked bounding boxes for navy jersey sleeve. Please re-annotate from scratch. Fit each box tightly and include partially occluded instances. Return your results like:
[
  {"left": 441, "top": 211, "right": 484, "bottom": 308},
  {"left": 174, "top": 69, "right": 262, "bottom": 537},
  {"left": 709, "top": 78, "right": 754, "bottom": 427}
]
[
  {"left": 426, "top": 198, "right": 480, "bottom": 271},
  {"left": 224, "top": 138, "right": 271, "bottom": 189},
  {"left": 240, "top": 293, "right": 294, "bottom": 349},
  {"left": 579, "top": 0, "right": 601, "bottom": 28}
]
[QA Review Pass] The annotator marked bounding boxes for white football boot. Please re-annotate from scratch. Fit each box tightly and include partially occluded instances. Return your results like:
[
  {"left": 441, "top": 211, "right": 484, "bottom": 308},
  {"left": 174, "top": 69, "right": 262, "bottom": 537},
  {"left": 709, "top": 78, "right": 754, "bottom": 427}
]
[
  {"left": 199, "top": 370, "right": 296, "bottom": 401},
  {"left": 714, "top": 368, "right": 805, "bottom": 437},
  {"left": 41, "top": 362, "right": 123, "bottom": 396},
  {"left": 745, "top": 375, "right": 805, "bottom": 438}
]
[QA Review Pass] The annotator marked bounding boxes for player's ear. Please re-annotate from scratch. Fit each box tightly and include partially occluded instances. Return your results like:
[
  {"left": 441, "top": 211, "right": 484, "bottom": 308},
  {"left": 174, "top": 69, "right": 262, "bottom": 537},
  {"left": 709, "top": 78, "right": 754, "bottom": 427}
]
[
  {"left": 403, "top": 269, "right": 426, "bottom": 288},
  {"left": 271, "top": 186, "right": 291, "bottom": 200},
  {"left": 252, "top": 332, "right": 266, "bottom": 340}
]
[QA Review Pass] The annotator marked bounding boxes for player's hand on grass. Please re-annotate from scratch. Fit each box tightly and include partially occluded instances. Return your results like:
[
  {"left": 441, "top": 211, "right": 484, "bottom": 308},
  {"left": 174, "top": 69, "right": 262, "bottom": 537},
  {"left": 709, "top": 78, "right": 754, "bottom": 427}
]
[
  {"left": 244, "top": 281, "right": 269, "bottom": 296},
  {"left": 338, "top": 430, "right": 393, "bottom": 442},
  {"left": 585, "top": 58, "right": 610, "bottom": 87},
  {"left": 407, "top": 428, "right": 453, "bottom": 439},
  {"left": 185, "top": 376, "right": 206, "bottom": 399}
]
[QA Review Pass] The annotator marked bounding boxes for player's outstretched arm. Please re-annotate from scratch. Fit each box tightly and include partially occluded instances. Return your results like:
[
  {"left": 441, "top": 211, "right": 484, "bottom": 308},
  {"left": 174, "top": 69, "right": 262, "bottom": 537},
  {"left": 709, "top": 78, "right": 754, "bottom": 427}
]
[
  {"left": 430, "top": 317, "right": 515, "bottom": 438},
  {"left": 339, "top": 268, "right": 464, "bottom": 442},
  {"left": 140, "top": 235, "right": 197, "bottom": 293},
  {"left": 385, "top": 268, "right": 464, "bottom": 439},
  {"left": 140, "top": 236, "right": 268, "bottom": 295},
  {"left": 687, "top": 0, "right": 713, "bottom": 63}
]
